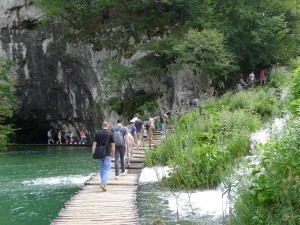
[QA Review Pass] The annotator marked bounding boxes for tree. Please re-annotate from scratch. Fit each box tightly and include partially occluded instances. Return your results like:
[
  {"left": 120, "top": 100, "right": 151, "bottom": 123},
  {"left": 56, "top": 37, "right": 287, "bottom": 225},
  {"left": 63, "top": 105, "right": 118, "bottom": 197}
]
[
  {"left": 173, "top": 29, "right": 238, "bottom": 85},
  {"left": 33, "top": 0, "right": 300, "bottom": 83},
  {"left": 202, "top": 0, "right": 300, "bottom": 72},
  {"left": 0, "top": 58, "right": 17, "bottom": 150},
  {"left": 99, "top": 60, "right": 158, "bottom": 118}
]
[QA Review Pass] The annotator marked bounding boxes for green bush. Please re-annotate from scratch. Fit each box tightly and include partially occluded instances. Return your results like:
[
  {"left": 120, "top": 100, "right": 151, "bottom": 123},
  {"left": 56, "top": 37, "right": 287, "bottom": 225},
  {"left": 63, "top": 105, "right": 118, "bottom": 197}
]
[
  {"left": 232, "top": 119, "right": 300, "bottom": 225},
  {"left": 0, "top": 58, "right": 17, "bottom": 150},
  {"left": 290, "top": 67, "right": 300, "bottom": 114}
]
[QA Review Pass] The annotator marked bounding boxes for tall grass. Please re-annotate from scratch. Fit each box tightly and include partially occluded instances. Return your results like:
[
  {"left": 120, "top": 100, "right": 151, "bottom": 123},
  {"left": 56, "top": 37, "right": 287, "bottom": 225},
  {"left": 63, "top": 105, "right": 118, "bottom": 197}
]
[{"left": 145, "top": 88, "right": 279, "bottom": 189}]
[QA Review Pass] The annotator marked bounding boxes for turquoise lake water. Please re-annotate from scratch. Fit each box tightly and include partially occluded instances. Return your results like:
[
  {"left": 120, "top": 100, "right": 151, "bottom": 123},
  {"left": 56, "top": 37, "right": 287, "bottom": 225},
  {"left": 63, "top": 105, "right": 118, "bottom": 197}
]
[
  {"left": 0, "top": 146, "right": 224, "bottom": 225},
  {"left": 0, "top": 146, "right": 95, "bottom": 225}
]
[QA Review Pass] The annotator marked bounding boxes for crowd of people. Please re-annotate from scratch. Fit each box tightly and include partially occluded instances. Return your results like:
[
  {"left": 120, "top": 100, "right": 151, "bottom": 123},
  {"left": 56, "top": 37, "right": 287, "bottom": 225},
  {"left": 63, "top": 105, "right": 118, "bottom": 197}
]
[
  {"left": 93, "top": 65, "right": 286, "bottom": 191},
  {"left": 237, "top": 69, "right": 267, "bottom": 91},
  {"left": 47, "top": 107, "right": 169, "bottom": 191},
  {"left": 92, "top": 107, "right": 169, "bottom": 191},
  {"left": 47, "top": 129, "right": 88, "bottom": 145}
]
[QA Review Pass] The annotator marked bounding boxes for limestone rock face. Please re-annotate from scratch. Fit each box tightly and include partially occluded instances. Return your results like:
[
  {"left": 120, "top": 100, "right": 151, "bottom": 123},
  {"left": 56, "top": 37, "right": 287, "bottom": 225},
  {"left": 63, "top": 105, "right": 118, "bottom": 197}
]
[
  {"left": 0, "top": 1, "right": 100, "bottom": 143},
  {"left": 0, "top": 1, "right": 209, "bottom": 143}
]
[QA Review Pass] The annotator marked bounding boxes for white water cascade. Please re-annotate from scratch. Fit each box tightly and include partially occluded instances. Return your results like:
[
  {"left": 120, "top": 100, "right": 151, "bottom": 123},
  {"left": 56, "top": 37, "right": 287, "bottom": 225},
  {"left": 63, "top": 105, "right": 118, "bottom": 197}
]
[
  {"left": 138, "top": 116, "right": 289, "bottom": 224},
  {"left": 22, "top": 174, "right": 95, "bottom": 187}
]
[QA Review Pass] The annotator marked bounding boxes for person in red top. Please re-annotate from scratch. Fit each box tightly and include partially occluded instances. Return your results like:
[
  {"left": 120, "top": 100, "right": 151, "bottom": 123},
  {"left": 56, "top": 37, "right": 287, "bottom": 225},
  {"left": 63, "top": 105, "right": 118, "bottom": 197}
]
[
  {"left": 79, "top": 129, "right": 87, "bottom": 144},
  {"left": 260, "top": 69, "right": 266, "bottom": 86}
]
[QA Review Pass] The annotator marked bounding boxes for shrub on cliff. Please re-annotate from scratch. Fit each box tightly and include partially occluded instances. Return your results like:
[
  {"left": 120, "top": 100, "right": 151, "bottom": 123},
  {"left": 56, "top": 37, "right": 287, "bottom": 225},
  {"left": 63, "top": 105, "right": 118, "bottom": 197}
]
[{"left": 0, "top": 58, "right": 17, "bottom": 150}]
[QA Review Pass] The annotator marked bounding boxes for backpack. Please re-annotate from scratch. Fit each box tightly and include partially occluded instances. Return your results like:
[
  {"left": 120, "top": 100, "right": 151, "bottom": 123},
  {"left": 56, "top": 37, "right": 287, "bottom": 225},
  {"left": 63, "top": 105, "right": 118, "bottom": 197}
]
[
  {"left": 144, "top": 121, "right": 150, "bottom": 130},
  {"left": 127, "top": 125, "right": 135, "bottom": 136},
  {"left": 113, "top": 126, "right": 125, "bottom": 147}
]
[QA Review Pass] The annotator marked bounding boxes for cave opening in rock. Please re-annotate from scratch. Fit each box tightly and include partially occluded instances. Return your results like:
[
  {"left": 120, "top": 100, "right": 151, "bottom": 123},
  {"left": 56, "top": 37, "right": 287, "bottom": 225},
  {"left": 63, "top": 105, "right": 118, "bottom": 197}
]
[{"left": 14, "top": 121, "right": 53, "bottom": 144}]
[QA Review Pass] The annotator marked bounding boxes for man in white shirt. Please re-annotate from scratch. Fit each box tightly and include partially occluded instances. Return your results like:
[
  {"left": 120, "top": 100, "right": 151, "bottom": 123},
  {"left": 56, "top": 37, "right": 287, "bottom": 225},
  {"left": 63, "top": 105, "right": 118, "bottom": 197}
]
[{"left": 249, "top": 72, "right": 255, "bottom": 87}]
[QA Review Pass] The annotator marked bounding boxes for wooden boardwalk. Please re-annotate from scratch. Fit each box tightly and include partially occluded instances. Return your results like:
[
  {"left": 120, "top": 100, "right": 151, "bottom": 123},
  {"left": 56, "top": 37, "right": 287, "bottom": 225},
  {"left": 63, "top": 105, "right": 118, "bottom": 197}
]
[{"left": 51, "top": 133, "right": 161, "bottom": 225}]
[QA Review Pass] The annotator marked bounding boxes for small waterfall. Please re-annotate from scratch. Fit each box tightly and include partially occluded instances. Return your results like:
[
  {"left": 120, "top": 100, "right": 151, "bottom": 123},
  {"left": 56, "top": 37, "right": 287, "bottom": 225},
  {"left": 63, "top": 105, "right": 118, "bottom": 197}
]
[
  {"left": 139, "top": 167, "right": 230, "bottom": 224},
  {"left": 230, "top": 115, "right": 289, "bottom": 211},
  {"left": 250, "top": 115, "right": 289, "bottom": 154},
  {"left": 138, "top": 116, "right": 289, "bottom": 224},
  {"left": 139, "top": 166, "right": 171, "bottom": 183}
]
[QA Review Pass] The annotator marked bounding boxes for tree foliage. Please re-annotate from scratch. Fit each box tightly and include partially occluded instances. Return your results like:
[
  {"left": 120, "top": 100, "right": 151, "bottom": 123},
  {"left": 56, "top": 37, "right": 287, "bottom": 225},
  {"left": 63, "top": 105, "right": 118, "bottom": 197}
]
[
  {"left": 34, "top": 0, "right": 300, "bottom": 71},
  {"left": 99, "top": 60, "right": 158, "bottom": 118},
  {"left": 290, "top": 66, "right": 300, "bottom": 114},
  {"left": 33, "top": 0, "right": 300, "bottom": 84},
  {"left": 0, "top": 58, "right": 17, "bottom": 150},
  {"left": 173, "top": 29, "right": 237, "bottom": 84},
  {"left": 204, "top": 0, "right": 300, "bottom": 71}
]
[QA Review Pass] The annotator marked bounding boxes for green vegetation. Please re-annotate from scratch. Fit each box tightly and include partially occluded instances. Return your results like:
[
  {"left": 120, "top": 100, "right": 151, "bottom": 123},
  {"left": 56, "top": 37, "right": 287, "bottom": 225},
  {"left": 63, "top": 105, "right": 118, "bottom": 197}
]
[
  {"left": 29, "top": 2, "right": 300, "bottom": 222},
  {"left": 144, "top": 67, "right": 300, "bottom": 224},
  {"left": 233, "top": 120, "right": 300, "bottom": 224},
  {"left": 32, "top": 0, "right": 300, "bottom": 74},
  {"left": 33, "top": 0, "right": 300, "bottom": 112},
  {"left": 290, "top": 67, "right": 300, "bottom": 114},
  {"left": 99, "top": 60, "right": 158, "bottom": 118},
  {"left": 231, "top": 66, "right": 300, "bottom": 224},
  {"left": 145, "top": 87, "right": 280, "bottom": 189},
  {"left": 0, "top": 58, "right": 17, "bottom": 150},
  {"left": 173, "top": 29, "right": 237, "bottom": 86}
]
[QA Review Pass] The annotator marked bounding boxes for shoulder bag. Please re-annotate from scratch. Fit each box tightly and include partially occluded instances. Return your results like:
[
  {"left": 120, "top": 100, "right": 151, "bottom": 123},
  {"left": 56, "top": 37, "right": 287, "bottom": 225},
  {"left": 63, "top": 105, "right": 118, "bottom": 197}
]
[{"left": 93, "top": 133, "right": 110, "bottom": 159}]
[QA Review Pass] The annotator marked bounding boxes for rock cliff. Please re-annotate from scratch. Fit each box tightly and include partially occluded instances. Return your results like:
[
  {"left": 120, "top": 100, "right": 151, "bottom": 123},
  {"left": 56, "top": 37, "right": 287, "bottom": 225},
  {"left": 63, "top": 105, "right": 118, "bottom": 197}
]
[{"left": 0, "top": 0, "right": 209, "bottom": 143}]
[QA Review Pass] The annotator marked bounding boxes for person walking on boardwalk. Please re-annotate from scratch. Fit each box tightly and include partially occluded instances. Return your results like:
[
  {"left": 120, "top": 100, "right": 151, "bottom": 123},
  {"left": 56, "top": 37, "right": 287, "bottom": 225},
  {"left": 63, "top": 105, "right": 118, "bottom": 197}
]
[
  {"left": 92, "top": 121, "right": 115, "bottom": 191},
  {"left": 128, "top": 119, "right": 138, "bottom": 147},
  {"left": 134, "top": 115, "right": 144, "bottom": 150},
  {"left": 56, "top": 130, "right": 62, "bottom": 144},
  {"left": 79, "top": 129, "right": 87, "bottom": 144},
  {"left": 260, "top": 69, "right": 266, "bottom": 86},
  {"left": 111, "top": 119, "right": 129, "bottom": 180},
  {"left": 64, "top": 130, "right": 70, "bottom": 144},
  {"left": 147, "top": 115, "right": 156, "bottom": 149},
  {"left": 155, "top": 108, "right": 168, "bottom": 139},
  {"left": 125, "top": 126, "right": 134, "bottom": 168},
  {"left": 249, "top": 71, "right": 255, "bottom": 87},
  {"left": 47, "top": 129, "right": 54, "bottom": 144},
  {"left": 69, "top": 130, "right": 75, "bottom": 144}
]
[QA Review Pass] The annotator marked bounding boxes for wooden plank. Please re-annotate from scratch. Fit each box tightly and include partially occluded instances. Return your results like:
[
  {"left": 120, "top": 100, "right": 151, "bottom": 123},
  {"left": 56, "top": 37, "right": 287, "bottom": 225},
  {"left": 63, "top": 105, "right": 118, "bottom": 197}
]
[{"left": 51, "top": 133, "right": 164, "bottom": 225}]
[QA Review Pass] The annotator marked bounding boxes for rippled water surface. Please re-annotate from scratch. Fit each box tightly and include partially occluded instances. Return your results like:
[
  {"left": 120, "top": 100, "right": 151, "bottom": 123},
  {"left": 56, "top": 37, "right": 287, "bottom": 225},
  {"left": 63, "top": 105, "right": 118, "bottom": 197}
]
[
  {"left": 0, "top": 146, "right": 95, "bottom": 225},
  {"left": 2, "top": 144, "right": 256, "bottom": 225}
]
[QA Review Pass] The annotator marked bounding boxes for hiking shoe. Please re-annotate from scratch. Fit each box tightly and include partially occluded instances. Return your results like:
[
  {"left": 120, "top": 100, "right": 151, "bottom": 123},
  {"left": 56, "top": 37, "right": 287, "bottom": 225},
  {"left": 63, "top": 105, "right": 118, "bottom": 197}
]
[
  {"left": 100, "top": 183, "right": 107, "bottom": 191},
  {"left": 130, "top": 156, "right": 134, "bottom": 160},
  {"left": 115, "top": 176, "right": 119, "bottom": 180},
  {"left": 121, "top": 170, "right": 127, "bottom": 176}
]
